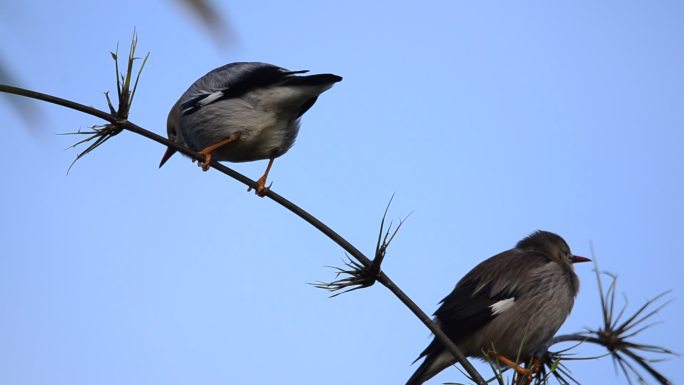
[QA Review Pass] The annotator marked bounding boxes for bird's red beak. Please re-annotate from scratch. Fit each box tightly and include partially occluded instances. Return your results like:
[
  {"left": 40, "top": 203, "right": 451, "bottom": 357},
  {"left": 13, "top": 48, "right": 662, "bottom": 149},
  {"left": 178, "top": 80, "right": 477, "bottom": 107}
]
[
  {"left": 571, "top": 255, "right": 591, "bottom": 264},
  {"left": 159, "top": 147, "right": 177, "bottom": 168}
]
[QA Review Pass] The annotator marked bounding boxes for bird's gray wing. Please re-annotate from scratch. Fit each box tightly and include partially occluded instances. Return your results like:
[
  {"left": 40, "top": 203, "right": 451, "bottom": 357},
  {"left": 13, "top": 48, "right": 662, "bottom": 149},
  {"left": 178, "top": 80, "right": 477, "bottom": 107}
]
[
  {"left": 434, "top": 280, "right": 516, "bottom": 342},
  {"left": 407, "top": 278, "right": 517, "bottom": 385},
  {"left": 407, "top": 250, "right": 552, "bottom": 385},
  {"left": 418, "top": 250, "right": 551, "bottom": 358},
  {"left": 180, "top": 62, "right": 309, "bottom": 115}
]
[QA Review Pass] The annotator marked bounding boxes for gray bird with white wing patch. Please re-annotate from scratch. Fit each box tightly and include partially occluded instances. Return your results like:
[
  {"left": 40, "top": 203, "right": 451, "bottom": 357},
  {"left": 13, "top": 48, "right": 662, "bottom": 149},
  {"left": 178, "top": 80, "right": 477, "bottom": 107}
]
[
  {"left": 406, "top": 230, "right": 590, "bottom": 385},
  {"left": 160, "top": 62, "right": 342, "bottom": 196}
]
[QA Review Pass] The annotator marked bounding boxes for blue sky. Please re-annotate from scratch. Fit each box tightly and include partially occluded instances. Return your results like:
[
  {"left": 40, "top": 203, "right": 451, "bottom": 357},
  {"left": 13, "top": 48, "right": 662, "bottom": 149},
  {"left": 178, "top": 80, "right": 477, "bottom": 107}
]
[{"left": 1, "top": 1, "right": 682, "bottom": 384}]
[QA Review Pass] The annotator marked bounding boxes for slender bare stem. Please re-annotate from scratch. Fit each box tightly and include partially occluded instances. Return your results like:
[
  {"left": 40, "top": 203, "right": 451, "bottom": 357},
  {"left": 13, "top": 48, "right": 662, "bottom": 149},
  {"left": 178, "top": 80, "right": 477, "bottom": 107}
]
[{"left": 0, "top": 83, "right": 487, "bottom": 385}]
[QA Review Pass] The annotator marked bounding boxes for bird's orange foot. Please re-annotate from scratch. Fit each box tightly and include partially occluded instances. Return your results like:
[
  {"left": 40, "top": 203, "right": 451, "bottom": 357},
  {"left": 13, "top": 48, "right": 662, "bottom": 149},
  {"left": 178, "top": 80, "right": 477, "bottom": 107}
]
[
  {"left": 514, "top": 367, "right": 533, "bottom": 385},
  {"left": 198, "top": 150, "right": 212, "bottom": 171},
  {"left": 196, "top": 133, "right": 241, "bottom": 172},
  {"left": 247, "top": 157, "right": 276, "bottom": 198},
  {"left": 489, "top": 353, "right": 536, "bottom": 385},
  {"left": 247, "top": 176, "right": 272, "bottom": 197}
]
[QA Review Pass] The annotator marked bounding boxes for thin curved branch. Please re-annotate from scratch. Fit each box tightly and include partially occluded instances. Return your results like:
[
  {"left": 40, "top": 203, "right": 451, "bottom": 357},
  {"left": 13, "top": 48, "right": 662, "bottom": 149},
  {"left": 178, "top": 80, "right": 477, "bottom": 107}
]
[{"left": 0, "top": 83, "right": 487, "bottom": 385}]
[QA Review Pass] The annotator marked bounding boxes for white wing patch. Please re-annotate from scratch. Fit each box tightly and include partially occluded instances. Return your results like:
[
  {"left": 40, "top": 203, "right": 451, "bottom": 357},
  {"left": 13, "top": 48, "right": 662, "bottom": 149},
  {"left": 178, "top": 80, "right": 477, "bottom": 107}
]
[
  {"left": 182, "top": 91, "right": 225, "bottom": 114},
  {"left": 490, "top": 297, "right": 516, "bottom": 315}
]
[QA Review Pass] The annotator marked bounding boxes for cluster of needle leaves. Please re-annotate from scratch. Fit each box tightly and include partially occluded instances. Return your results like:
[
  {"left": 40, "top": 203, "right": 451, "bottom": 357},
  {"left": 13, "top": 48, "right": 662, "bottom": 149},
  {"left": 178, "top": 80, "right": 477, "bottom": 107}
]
[
  {"left": 313, "top": 195, "right": 410, "bottom": 297},
  {"left": 61, "top": 32, "right": 149, "bottom": 171}
]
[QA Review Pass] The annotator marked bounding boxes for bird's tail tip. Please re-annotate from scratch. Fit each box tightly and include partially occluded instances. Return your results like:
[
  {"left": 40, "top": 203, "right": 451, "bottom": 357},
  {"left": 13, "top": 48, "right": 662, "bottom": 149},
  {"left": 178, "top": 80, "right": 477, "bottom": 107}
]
[{"left": 405, "top": 350, "right": 453, "bottom": 385}]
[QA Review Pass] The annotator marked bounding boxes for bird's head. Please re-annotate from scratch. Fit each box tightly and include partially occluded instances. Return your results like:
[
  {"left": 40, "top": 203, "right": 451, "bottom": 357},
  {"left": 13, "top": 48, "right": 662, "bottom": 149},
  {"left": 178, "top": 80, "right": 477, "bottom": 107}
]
[{"left": 517, "top": 230, "right": 591, "bottom": 266}]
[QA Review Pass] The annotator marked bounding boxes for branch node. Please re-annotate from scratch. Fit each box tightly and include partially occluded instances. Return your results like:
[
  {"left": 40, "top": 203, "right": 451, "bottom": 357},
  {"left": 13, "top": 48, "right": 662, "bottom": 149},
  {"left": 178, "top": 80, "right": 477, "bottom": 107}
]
[
  {"left": 63, "top": 30, "right": 149, "bottom": 171},
  {"left": 311, "top": 255, "right": 378, "bottom": 297},
  {"left": 313, "top": 195, "right": 411, "bottom": 297}
]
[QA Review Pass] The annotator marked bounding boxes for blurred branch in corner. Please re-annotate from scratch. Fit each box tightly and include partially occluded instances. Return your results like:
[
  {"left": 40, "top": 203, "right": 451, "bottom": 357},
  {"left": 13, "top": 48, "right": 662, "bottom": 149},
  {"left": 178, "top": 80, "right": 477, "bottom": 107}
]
[
  {"left": 174, "top": 0, "right": 238, "bottom": 48},
  {"left": 0, "top": 58, "right": 48, "bottom": 134},
  {"left": 2, "top": 0, "right": 236, "bottom": 132}
]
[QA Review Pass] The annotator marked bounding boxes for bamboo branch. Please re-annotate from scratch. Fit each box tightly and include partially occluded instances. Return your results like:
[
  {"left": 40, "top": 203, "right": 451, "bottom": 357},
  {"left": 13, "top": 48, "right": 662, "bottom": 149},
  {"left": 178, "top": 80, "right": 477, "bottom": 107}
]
[{"left": 0, "top": 80, "right": 487, "bottom": 384}]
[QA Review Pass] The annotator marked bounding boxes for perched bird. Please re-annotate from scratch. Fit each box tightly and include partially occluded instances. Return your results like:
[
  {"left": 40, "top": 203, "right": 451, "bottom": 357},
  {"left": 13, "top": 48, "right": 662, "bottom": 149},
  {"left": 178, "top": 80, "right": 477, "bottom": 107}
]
[
  {"left": 160, "top": 62, "right": 342, "bottom": 196},
  {"left": 406, "top": 230, "right": 590, "bottom": 385}
]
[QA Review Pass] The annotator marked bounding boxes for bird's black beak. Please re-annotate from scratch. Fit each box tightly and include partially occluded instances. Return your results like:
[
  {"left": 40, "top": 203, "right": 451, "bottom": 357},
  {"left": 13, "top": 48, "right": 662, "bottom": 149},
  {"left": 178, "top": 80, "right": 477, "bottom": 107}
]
[
  {"left": 159, "top": 147, "right": 176, "bottom": 168},
  {"left": 571, "top": 255, "right": 591, "bottom": 264}
]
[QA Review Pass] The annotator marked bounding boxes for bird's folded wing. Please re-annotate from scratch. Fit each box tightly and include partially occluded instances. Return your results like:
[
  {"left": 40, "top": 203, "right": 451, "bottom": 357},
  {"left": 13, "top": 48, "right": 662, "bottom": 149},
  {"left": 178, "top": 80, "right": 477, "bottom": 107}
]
[
  {"left": 434, "top": 280, "right": 518, "bottom": 341},
  {"left": 415, "top": 279, "right": 517, "bottom": 361},
  {"left": 180, "top": 63, "right": 309, "bottom": 115},
  {"left": 430, "top": 251, "right": 552, "bottom": 346}
]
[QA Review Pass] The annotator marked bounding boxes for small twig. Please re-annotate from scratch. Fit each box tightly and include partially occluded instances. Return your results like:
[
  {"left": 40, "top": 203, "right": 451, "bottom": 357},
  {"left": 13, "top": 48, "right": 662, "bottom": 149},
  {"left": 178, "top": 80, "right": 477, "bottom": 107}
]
[
  {"left": 311, "top": 256, "right": 373, "bottom": 297},
  {"left": 60, "top": 123, "right": 124, "bottom": 172},
  {"left": 104, "top": 91, "right": 116, "bottom": 115},
  {"left": 315, "top": 194, "right": 413, "bottom": 296},
  {"left": 60, "top": 31, "right": 149, "bottom": 171},
  {"left": 372, "top": 194, "right": 412, "bottom": 276}
]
